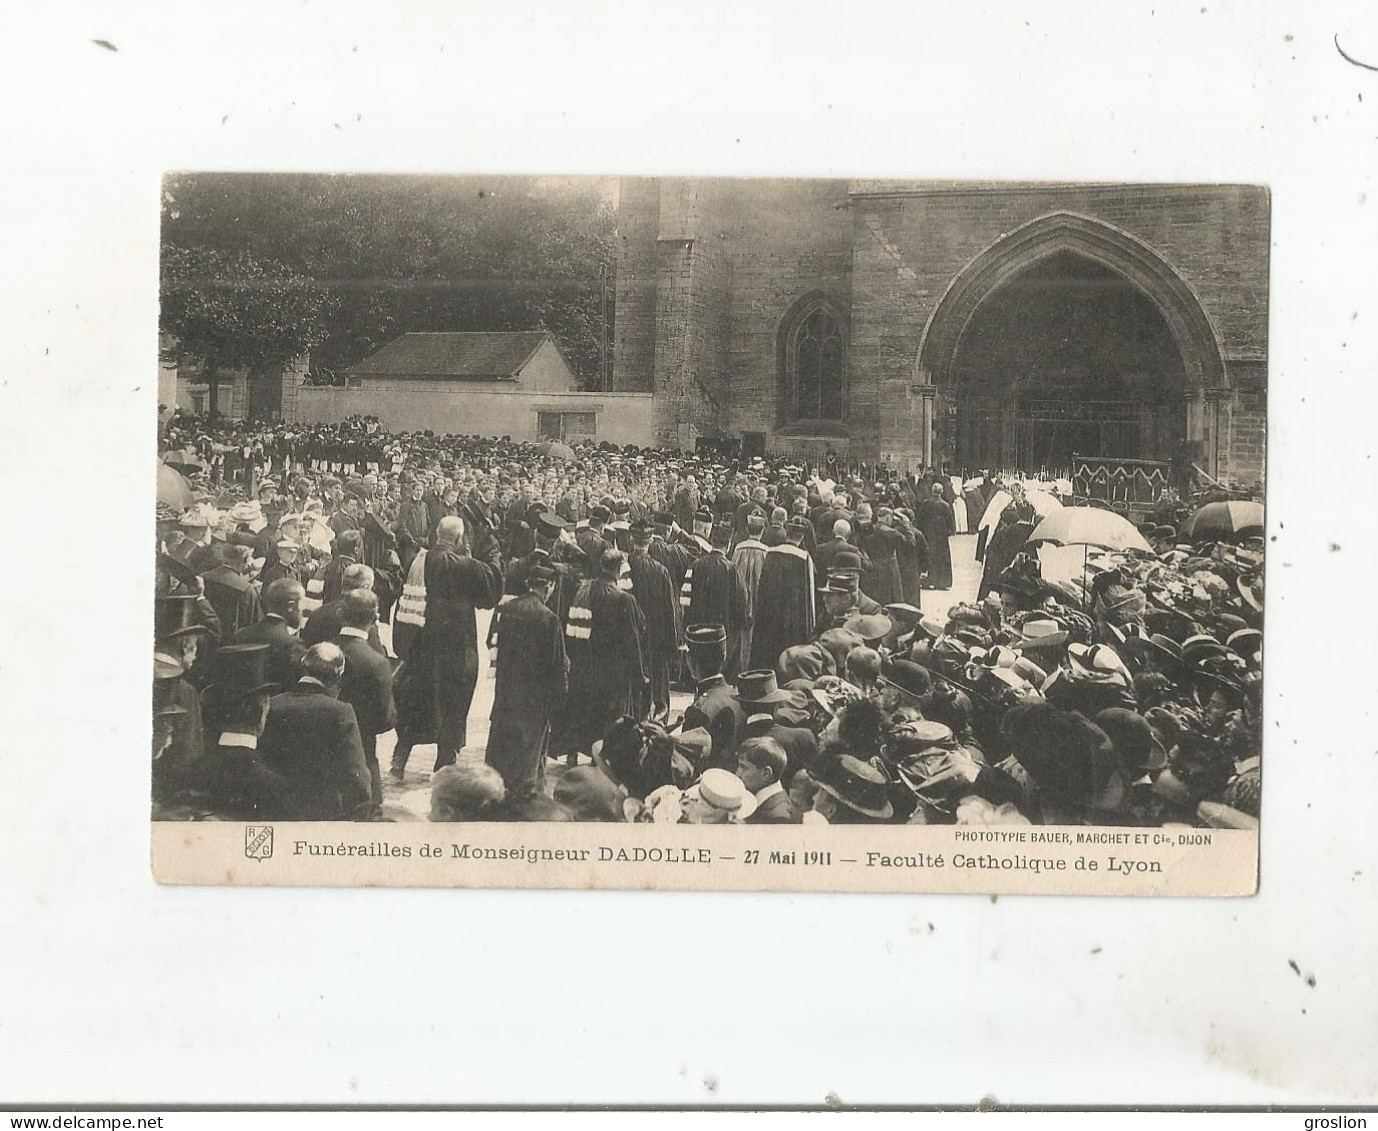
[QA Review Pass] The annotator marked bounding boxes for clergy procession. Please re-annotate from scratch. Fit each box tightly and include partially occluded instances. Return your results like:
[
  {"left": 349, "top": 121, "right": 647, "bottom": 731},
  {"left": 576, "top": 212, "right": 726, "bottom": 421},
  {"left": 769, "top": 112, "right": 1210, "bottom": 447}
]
[{"left": 154, "top": 412, "right": 1264, "bottom": 829}]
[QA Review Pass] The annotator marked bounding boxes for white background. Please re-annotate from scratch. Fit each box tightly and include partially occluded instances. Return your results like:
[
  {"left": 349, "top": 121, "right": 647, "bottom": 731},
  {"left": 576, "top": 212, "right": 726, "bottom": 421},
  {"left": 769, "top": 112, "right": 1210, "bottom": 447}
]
[{"left": 0, "top": 0, "right": 1375, "bottom": 1107}]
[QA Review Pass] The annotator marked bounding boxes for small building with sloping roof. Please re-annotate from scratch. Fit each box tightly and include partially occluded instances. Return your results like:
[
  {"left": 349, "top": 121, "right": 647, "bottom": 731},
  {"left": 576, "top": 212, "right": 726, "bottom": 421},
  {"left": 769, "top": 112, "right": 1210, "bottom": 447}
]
[
  {"left": 291, "top": 330, "right": 653, "bottom": 445},
  {"left": 346, "top": 331, "right": 577, "bottom": 393}
]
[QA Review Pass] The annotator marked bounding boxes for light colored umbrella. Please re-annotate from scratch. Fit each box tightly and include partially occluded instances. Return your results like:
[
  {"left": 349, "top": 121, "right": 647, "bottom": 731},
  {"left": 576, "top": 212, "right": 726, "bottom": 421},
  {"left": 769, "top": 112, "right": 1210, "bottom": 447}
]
[
  {"left": 1182, "top": 500, "right": 1264, "bottom": 542},
  {"left": 1022, "top": 489, "right": 1064, "bottom": 519},
  {"left": 978, "top": 487, "right": 1062, "bottom": 535},
  {"left": 156, "top": 463, "right": 193, "bottom": 510},
  {"left": 163, "top": 449, "right": 205, "bottom": 474},
  {"left": 977, "top": 490, "right": 1013, "bottom": 537},
  {"left": 1027, "top": 507, "right": 1152, "bottom": 552}
]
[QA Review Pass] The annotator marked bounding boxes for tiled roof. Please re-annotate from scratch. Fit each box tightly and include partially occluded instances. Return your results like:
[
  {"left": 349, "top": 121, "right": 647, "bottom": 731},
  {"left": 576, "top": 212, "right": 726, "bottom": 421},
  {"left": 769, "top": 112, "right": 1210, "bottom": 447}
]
[{"left": 348, "top": 332, "right": 551, "bottom": 380}]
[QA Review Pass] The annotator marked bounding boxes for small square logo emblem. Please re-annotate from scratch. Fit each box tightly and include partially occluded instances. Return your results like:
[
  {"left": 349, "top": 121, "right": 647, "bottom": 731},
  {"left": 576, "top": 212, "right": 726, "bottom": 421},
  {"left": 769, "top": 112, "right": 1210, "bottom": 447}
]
[{"left": 245, "top": 826, "right": 274, "bottom": 861}]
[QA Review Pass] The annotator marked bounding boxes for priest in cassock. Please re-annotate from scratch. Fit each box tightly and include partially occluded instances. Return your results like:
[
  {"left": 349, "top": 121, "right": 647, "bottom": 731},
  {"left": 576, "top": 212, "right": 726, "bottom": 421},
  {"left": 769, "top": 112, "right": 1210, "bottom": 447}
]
[
  {"left": 914, "top": 482, "right": 956, "bottom": 590},
  {"left": 748, "top": 516, "right": 817, "bottom": 673}
]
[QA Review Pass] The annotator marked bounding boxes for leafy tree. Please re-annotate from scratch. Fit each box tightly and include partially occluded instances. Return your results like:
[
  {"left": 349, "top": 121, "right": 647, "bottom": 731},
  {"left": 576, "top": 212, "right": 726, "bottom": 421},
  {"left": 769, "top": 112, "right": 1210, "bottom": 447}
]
[
  {"left": 160, "top": 174, "right": 617, "bottom": 395},
  {"left": 159, "top": 243, "right": 336, "bottom": 416}
]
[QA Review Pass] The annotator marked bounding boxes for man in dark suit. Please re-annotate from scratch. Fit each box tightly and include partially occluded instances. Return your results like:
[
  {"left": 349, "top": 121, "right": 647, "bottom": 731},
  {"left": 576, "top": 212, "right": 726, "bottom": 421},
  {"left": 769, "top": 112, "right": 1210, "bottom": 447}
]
[
  {"left": 301, "top": 563, "right": 387, "bottom": 655},
  {"left": 813, "top": 519, "right": 871, "bottom": 579},
  {"left": 228, "top": 578, "right": 307, "bottom": 689},
  {"left": 200, "top": 543, "right": 263, "bottom": 636},
  {"left": 333, "top": 589, "right": 397, "bottom": 811},
  {"left": 736, "top": 737, "right": 797, "bottom": 823},
  {"left": 680, "top": 624, "right": 746, "bottom": 772},
  {"left": 258, "top": 643, "right": 372, "bottom": 821}
]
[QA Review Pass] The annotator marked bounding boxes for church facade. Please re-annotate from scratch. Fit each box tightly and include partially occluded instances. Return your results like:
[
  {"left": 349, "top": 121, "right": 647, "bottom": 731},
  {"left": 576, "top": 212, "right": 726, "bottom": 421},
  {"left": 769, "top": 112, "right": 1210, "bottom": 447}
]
[{"left": 610, "top": 178, "right": 1267, "bottom": 485}]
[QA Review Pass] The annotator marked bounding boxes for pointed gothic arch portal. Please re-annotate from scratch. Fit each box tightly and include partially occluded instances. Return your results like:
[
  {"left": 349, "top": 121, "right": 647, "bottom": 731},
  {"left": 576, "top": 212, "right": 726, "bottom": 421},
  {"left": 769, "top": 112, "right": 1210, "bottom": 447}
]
[{"left": 917, "top": 213, "right": 1226, "bottom": 474}]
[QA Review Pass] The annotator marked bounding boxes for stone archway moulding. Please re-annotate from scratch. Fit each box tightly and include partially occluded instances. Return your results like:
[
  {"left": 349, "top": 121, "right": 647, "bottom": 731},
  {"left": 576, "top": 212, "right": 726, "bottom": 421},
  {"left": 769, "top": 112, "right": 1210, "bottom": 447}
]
[{"left": 915, "top": 212, "right": 1227, "bottom": 394}]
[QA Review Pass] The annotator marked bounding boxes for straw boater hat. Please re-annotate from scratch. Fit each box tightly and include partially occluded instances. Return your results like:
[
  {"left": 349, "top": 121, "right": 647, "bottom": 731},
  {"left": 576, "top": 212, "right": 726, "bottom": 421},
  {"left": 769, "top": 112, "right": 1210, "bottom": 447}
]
[
  {"left": 1010, "top": 616, "right": 1069, "bottom": 651},
  {"left": 683, "top": 768, "right": 758, "bottom": 821}
]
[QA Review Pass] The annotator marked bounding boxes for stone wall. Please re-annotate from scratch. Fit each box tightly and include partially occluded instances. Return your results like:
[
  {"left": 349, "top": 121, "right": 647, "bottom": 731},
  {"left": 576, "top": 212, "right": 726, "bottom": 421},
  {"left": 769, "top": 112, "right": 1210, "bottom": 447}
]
[
  {"left": 610, "top": 179, "right": 1268, "bottom": 481},
  {"left": 290, "top": 384, "right": 653, "bottom": 446}
]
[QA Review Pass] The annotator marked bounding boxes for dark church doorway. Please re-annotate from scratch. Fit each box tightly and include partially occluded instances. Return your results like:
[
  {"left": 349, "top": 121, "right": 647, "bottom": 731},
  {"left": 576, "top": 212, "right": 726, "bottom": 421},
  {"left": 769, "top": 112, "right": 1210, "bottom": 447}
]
[{"left": 949, "top": 251, "right": 1188, "bottom": 474}]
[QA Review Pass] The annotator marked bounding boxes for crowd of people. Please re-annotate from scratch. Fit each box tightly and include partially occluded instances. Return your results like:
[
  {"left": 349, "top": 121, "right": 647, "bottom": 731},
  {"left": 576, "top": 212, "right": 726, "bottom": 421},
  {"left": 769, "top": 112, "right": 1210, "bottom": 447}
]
[{"left": 153, "top": 411, "right": 1263, "bottom": 829}]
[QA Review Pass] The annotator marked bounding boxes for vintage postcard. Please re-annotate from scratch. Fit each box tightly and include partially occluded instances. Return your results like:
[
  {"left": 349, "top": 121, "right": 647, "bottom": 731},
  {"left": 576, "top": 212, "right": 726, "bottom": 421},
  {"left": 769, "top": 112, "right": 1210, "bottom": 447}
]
[{"left": 151, "top": 174, "right": 1265, "bottom": 895}]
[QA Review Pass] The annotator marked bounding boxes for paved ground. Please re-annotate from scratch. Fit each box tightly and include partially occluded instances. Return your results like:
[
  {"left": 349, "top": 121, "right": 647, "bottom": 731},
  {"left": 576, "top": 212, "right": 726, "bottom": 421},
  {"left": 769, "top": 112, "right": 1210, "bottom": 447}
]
[{"left": 377, "top": 533, "right": 984, "bottom": 816}]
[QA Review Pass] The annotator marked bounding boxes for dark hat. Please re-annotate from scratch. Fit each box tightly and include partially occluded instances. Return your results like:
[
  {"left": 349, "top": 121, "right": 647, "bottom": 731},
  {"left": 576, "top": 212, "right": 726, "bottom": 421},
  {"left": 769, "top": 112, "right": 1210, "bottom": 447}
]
[
  {"left": 551, "top": 765, "right": 623, "bottom": 822},
  {"left": 1093, "top": 708, "right": 1169, "bottom": 775},
  {"left": 777, "top": 642, "right": 831, "bottom": 683},
  {"left": 529, "top": 564, "right": 558, "bottom": 584},
  {"left": 535, "top": 512, "right": 567, "bottom": 539},
  {"left": 786, "top": 515, "right": 811, "bottom": 531},
  {"left": 589, "top": 505, "right": 611, "bottom": 524},
  {"left": 832, "top": 550, "right": 864, "bottom": 574},
  {"left": 345, "top": 481, "right": 371, "bottom": 500},
  {"left": 154, "top": 595, "right": 208, "bottom": 641},
  {"left": 743, "top": 712, "right": 777, "bottom": 739},
  {"left": 610, "top": 498, "right": 631, "bottom": 516},
  {"left": 202, "top": 643, "right": 279, "bottom": 707},
  {"left": 819, "top": 572, "right": 859, "bottom": 595},
  {"left": 878, "top": 657, "right": 933, "bottom": 700},
  {"left": 152, "top": 676, "right": 188, "bottom": 718},
  {"left": 815, "top": 754, "right": 894, "bottom": 820},
  {"left": 685, "top": 623, "right": 727, "bottom": 648},
  {"left": 843, "top": 614, "right": 893, "bottom": 645},
  {"left": 884, "top": 603, "right": 922, "bottom": 625},
  {"left": 733, "top": 669, "right": 793, "bottom": 706},
  {"left": 629, "top": 517, "right": 653, "bottom": 538},
  {"left": 694, "top": 507, "right": 713, "bottom": 525},
  {"left": 652, "top": 511, "right": 675, "bottom": 528},
  {"left": 1004, "top": 702, "right": 1119, "bottom": 807},
  {"left": 1143, "top": 633, "right": 1185, "bottom": 666},
  {"left": 710, "top": 522, "right": 733, "bottom": 548}
]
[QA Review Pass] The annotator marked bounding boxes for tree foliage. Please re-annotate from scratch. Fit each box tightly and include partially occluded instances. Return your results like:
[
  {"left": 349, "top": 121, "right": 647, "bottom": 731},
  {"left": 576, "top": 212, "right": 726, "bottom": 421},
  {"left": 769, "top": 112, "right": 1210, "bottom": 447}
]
[{"left": 160, "top": 174, "right": 617, "bottom": 389}]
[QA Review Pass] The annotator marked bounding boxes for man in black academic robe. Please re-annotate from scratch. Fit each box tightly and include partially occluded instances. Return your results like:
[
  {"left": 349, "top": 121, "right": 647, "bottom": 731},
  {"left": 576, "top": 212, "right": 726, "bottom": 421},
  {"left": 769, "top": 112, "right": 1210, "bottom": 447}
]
[
  {"left": 411, "top": 516, "right": 503, "bottom": 769},
  {"left": 485, "top": 567, "right": 568, "bottom": 800},
  {"left": 748, "top": 519, "right": 817, "bottom": 673},
  {"left": 627, "top": 523, "right": 680, "bottom": 719},
  {"left": 680, "top": 525, "right": 750, "bottom": 682},
  {"left": 914, "top": 482, "right": 957, "bottom": 590},
  {"left": 556, "top": 549, "right": 648, "bottom": 761}
]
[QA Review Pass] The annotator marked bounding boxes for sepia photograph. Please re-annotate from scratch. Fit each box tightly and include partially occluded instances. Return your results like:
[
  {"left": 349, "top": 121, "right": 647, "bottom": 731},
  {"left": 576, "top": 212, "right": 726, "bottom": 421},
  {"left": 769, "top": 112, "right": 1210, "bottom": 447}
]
[
  {"left": 12, "top": 0, "right": 1378, "bottom": 1113},
  {"left": 151, "top": 174, "right": 1266, "bottom": 893}
]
